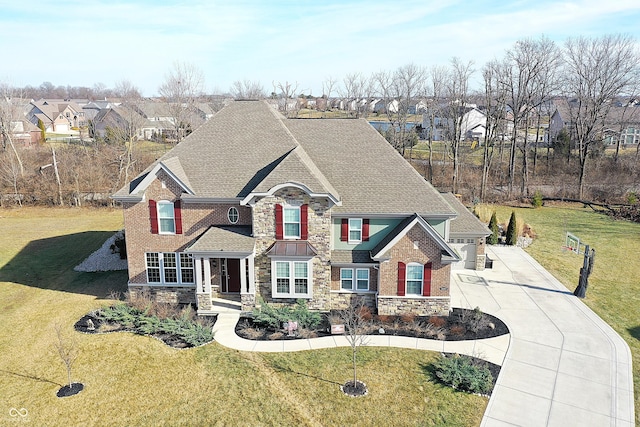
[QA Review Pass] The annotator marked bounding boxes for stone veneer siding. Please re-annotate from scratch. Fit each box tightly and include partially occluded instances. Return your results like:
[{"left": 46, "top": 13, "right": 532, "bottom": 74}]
[
  {"left": 376, "top": 223, "right": 452, "bottom": 316},
  {"left": 123, "top": 170, "right": 251, "bottom": 286},
  {"left": 475, "top": 237, "right": 486, "bottom": 271},
  {"left": 377, "top": 296, "right": 450, "bottom": 316},
  {"left": 129, "top": 285, "right": 196, "bottom": 305},
  {"left": 329, "top": 292, "right": 376, "bottom": 311},
  {"left": 252, "top": 188, "right": 331, "bottom": 311}
]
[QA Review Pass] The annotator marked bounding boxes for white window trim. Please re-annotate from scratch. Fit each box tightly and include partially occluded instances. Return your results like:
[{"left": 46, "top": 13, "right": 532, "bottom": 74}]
[
  {"left": 145, "top": 252, "right": 195, "bottom": 285},
  {"left": 157, "top": 200, "right": 176, "bottom": 234},
  {"left": 340, "top": 267, "right": 370, "bottom": 291},
  {"left": 406, "top": 262, "right": 423, "bottom": 295},
  {"left": 283, "top": 206, "right": 301, "bottom": 239},
  {"left": 348, "top": 218, "right": 362, "bottom": 244},
  {"left": 271, "top": 258, "right": 312, "bottom": 298},
  {"left": 227, "top": 206, "right": 239, "bottom": 224}
]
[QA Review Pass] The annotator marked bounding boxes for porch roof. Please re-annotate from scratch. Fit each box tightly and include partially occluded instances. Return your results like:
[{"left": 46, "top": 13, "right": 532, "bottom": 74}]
[
  {"left": 186, "top": 226, "right": 255, "bottom": 254},
  {"left": 266, "top": 241, "right": 318, "bottom": 257}
]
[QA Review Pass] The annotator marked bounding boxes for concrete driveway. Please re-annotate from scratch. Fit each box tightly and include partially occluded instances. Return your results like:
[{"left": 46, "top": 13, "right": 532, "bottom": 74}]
[{"left": 451, "top": 246, "right": 635, "bottom": 427}]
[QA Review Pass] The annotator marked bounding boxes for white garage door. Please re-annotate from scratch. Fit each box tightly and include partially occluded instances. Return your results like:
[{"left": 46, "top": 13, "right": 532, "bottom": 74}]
[{"left": 450, "top": 238, "right": 476, "bottom": 270}]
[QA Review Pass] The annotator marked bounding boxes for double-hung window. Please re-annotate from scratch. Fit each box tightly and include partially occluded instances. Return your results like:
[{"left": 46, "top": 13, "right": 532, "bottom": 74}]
[
  {"left": 145, "top": 252, "right": 194, "bottom": 285},
  {"left": 157, "top": 201, "right": 176, "bottom": 234},
  {"left": 283, "top": 207, "right": 300, "bottom": 238},
  {"left": 272, "top": 260, "right": 311, "bottom": 298},
  {"left": 340, "top": 268, "right": 370, "bottom": 291},
  {"left": 348, "top": 218, "right": 362, "bottom": 243},
  {"left": 406, "top": 263, "right": 423, "bottom": 295}
]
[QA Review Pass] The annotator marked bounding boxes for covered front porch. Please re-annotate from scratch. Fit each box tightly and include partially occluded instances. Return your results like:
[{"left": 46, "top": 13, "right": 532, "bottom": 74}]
[{"left": 186, "top": 226, "right": 257, "bottom": 314}]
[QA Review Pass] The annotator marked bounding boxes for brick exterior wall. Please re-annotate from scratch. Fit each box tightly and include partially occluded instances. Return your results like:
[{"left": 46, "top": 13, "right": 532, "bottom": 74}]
[
  {"left": 252, "top": 187, "right": 331, "bottom": 311},
  {"left": 123, "top": 170, "right": 251, "bottom": 286},
  {"left": 376, "top": 223, "right": 451, "bottom": 316},
  {"left": 123, "top": 173, "right": 454, "bottom": 317}
]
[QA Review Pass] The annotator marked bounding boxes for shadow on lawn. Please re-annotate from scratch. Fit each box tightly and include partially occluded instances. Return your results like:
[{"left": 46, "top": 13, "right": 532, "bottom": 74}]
[
  {"left": 0, "top": 369, "right": 63, "bottom": 387},
  {"left": 0, "top": 231, "right": 128, "bottom": 298},
  {"left": 269, "top": 359, "right": 342, "bottom": 386},
  {"left": 628, "top": 326, "right": 640, "bottom": 341}
]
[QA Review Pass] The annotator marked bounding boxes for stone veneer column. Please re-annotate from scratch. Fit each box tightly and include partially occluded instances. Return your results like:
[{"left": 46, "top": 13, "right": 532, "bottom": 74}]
[{"left": 251, "top": 188, "right": 332, "bottom": 311}]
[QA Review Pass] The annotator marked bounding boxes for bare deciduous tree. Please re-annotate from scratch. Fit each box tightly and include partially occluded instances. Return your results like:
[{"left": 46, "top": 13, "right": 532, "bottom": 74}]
[
  {"left": 272, "top": 80, "right": 299, "bottom": 117},
  {"left": 500, "top": 36, "right": 561, "bottom": 197},
  {"left": 158, "top": 61, "right": 205, "bottom": 143},
  {"left": 445, "top": 58, "right": 475, "bottom": 194},
  {"left": 563, "top": 34, "right": 640, "bottom": 199},
  {"left": 230, "top": 80, "right": 265, "bottom": 100},
  {"left": 374, "top": 64, "right": 426, "bottom": 157},
  {"left": 54, "top": 324, "right": 78, "bottom": 390},
  {"left": 341, "top": 72, "right": 371, "bottom": 118},
  {"left": 338, "top": 298, "right": 370, "bottom": 392},
  {"left": 0, "top": 83, "right": 25, "bottom": 176}
]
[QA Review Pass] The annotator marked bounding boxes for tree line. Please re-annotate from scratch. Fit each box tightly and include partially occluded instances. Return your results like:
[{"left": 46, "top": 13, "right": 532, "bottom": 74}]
[{"left": 1, "top": 34, "right": 639, "bottom": 206}]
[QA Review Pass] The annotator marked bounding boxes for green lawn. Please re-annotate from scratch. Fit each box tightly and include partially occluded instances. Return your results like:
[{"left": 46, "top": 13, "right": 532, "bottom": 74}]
[
  {"left": 0, "top": 207, "right": 486, "bottom": 426},
  {"left": 477, "top": 202, "right": 640, "bottom": 425},
  {"left": 3, "top": 205, "right": 638, "bottom": 425}
]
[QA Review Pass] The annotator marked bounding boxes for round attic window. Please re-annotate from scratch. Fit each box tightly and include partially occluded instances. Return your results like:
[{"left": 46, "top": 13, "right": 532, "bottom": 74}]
[{"left": 227, "top": 207, "right": 239, "bottom": 224}]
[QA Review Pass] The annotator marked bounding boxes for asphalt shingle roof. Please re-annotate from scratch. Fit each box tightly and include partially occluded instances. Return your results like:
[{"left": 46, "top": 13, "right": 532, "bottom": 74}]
[
  {"left": 116, "top": 100, "right": 456, "bottom": 217},
  {"left": 440, "top": 193, "right": 491, "bottom": 236}
]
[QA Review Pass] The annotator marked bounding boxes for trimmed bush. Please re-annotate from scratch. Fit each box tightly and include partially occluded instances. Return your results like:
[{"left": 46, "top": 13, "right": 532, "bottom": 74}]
[
  {"left": 531, "top": 191, "right": 543, "bottom": 208},
  {"left": 253, "top": 299, "right": 321, "bottom": 330},
  {"left": 505, "top": 211, "right": 518, "bottom": 246},
  {"left": 433, "top": 354, "right": 493, "bottom": 394},
  {"left": 487, "top": 212, "right": 499, "bottom": 245}
]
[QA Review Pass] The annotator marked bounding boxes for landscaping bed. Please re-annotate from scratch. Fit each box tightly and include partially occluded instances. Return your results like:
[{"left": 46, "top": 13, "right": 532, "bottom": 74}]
[
  {"left": 75, "top": 293, "right": 216, "bottom": 349},
  {"left": 236, "top": 305, "right": 508, "bottom": 342}
]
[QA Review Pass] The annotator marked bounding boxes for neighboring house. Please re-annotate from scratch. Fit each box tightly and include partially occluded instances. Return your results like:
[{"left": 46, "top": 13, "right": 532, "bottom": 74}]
[
  {"left": 27, "top": 99, "right": 86, "bottom": 132},
  {"left": 422, "top": 104, "right": 486, "bottom": 141},
  {"left": 441, "top": 193, "right": 491, "bottom": 270},
  {"left": 113, "top": 101, "right": 493, "bottom": 317},
  {"left": 93, "top": 105, "right": 148, "bottom": 139}
]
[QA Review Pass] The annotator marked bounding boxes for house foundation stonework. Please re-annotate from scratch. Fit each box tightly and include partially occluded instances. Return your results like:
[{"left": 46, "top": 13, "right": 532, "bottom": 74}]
[
  {"left": 113, "top": 101, "right": 490, "bottom": 316},
  {"left": 129, "top": 285, "right": 196, "bottom": 305},
  {"left": 377, "top": 296, "right": 450, "bottom": 316}
]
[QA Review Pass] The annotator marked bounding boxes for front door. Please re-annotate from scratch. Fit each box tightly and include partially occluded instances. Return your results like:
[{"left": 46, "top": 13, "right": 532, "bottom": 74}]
[{"left": 221, "top": 258, "right": 241, "bottom": 293}]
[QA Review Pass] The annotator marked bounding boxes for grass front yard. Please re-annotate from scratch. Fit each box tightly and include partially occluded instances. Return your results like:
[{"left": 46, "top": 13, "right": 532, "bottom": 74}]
[
  {"left": 3, "top": 204, "right": 638, "bottom": 425},
  {"left": 0, "top": 207, "right": 486, "bottom": 426}
]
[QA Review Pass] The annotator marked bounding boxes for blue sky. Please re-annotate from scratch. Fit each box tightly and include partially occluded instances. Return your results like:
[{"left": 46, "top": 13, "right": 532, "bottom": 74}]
[{"left": 1, "top": 0, "right": 639, "bottom": 97}]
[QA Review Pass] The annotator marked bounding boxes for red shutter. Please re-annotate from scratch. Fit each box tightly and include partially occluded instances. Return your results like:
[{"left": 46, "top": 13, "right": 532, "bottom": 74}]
[
  {"left": 275, "top": 204, "right": 283, "bottom": 240},
  {"left": 362, "top": 219, "right": 370, "bottom": 241},
  {"left": 300, "top": 204, "right": 308, "bottom": 240},
  {"left": 149, "top": 200, "right": 158, "bottom": 234},
  {"left": 174, "top": 200, "right": 183, "bottom": 234},
  {"left": 341, "top": 218, "right": 348, "bottom": 242},
  {"left": 423, "top": 263, "right": 432, "bottom": 296},
  {"left": 397, "top": 262, "right": 406, "bottom": 296}
]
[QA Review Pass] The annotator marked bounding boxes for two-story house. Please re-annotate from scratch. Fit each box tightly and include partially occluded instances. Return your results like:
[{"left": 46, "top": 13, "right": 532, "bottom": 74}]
[{"left": 113, "top": 100, "right": 489, "bottom": 316}]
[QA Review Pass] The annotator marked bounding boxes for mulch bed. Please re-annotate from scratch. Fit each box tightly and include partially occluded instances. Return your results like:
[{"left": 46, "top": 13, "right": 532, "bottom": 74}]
[
  {"left": 235, "top": 308, "right": 509, "bottom": 342},
  {"left": 57, "top": 383, "right": 84, "bottom": 398},
  {"left": 74, "top": 313, "right": 206, "bottom": 349}
]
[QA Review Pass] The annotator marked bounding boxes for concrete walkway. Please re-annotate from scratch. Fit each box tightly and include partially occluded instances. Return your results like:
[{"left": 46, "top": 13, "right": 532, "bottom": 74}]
[
  {"left": 451, "top": 246, "right": 634, "bottom": 427},
  {"left": 211, "top": 246, "right": 634, "bottom": 427}
]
